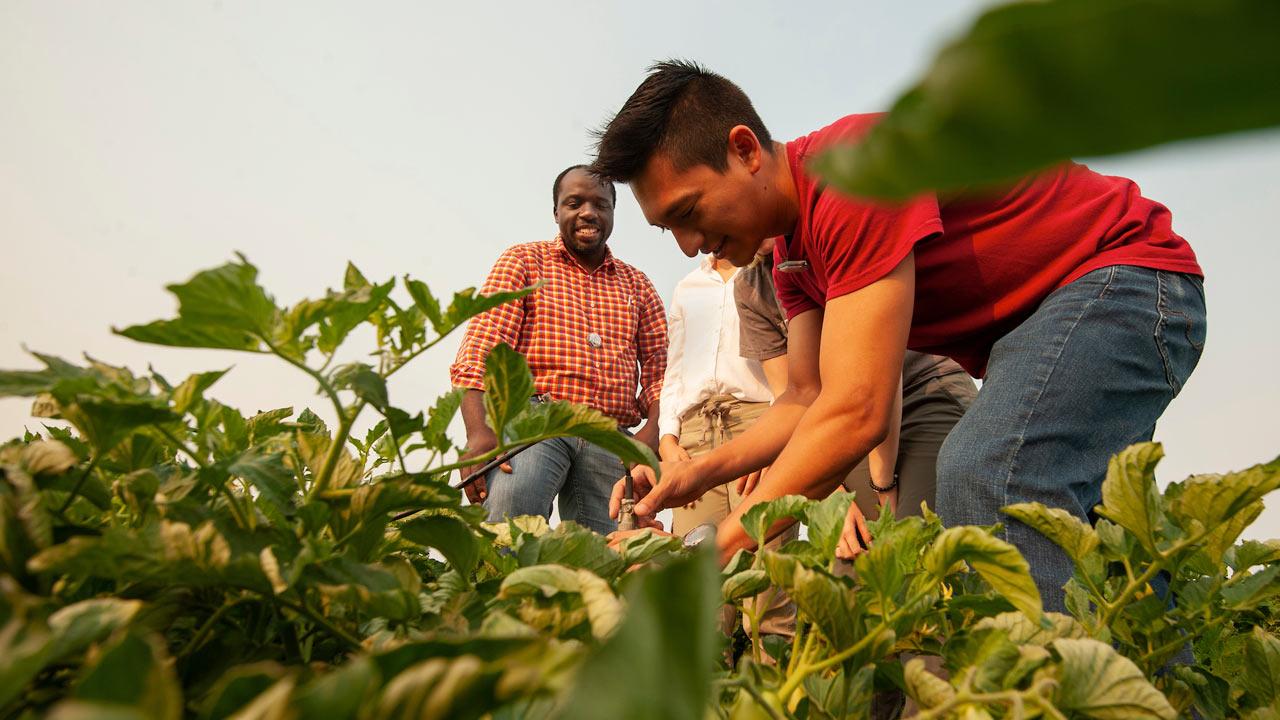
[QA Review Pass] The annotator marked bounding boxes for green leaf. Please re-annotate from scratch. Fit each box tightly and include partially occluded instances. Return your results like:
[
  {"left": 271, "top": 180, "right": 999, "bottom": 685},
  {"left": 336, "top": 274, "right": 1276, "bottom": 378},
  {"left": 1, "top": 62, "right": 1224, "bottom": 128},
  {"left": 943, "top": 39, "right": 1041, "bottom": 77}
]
[
  {"left": 115, "top": 318, "right": 263, "bottom": 352},
  {"left": 400, "top": 514, "right": 480, "bottom": 578},
  {"left": 1241, "top": 628, "right": 1280, "bottom": 704},
  {"left": 482, "top": 344, "right": 535, "bottom": 439},
  {"left": 170, "top": 369, "right": 230, "bottom": 415},
  {"left": 20, "top": 440, "right": 78, "bottom": 476},
  {"left": 904, "top": 657, "right": 955, "bottom": 710},
  {"left": 811, "top": 0, "right": 1280, "bottom": 200},
  {"left": 1222, "top": 564, "right": 1280, "bottom": 609},
  {"left": 292, "top": 657, "right": 379, "bottom": 720},
  {"left": 245, "top": 407, "right": 293, "bottom": 443},
  {"left": 803, "top": 664, "right": 874, "bottom": 720},
  {"left": 923, "top": 526, "right": 1042, "bottom": 623},
  {"left": 802, "top": 489, "right": 856, "bottom": 560},
  {"left": 1051, "top": 638, "right": 1176, "bottom": 719},
  {"left": 722, "top": 569, "right": 770, "bottom": 602},
  {"left": 515, "top": 522, "right": 624, "bottom": 579},
  {"left": 73, "top": 632, "right": 182, "bottom": 720},
  {"left": 198, "top": 662, "right": 288, "bottom": 720},
  {"left": 762, "top": 551, "right": 859, "bottom": 650},
  {"left": 58, "top": 398, "right": 179, "bottom": 454},
  {"left": 739, "top": 495, "right": 810, "bottom": 549},
  {"left": 1095, "top": 443, "right": 1167, "bottom": 555},
  {"left": 423, "top": 389, "right": 465, "bottom": 453},
  {"left": 228, "top": 449, "right": 297, "bottom": 515},
  {"left": 945, "top": 627, "right": 1021, "bottom": 693},
  {"left": 1002, "top": 502, "right": 1100, "bottom": 565},
  {"left": 505, "top": 400, "right": 658, "bottom": 472},
  {"left": 1169, "top": 458, "right": 1280, "bottom": 562},
  {"left": 558, "top": 550, "right": 721, "bottom": 720},
  {"left": 576, "top": 568, "right": 626, "bottom": 638},
  {"left": 972, "top": 611, "right": 1088, "bottom": 646},
  {"left": 405, "top": 277, "right": 445, "bottom": 333},
  {"left": 0, "top": 352, "right": 94, "bottom": 397},
  {"left": 168, "top": 257, "right": 278, "bottom": 335},
  {"left": 440, "top": 285, "right": 537, "bottom": 337},
  {"left": 331, "top": 363, "right": 389, "bottom": 411},
  {"left": 615, "top": 528, "right": 684, "bottom": 567},
  {"left": 1229, "top": 539, "right": 1280, "bottom": 571}
]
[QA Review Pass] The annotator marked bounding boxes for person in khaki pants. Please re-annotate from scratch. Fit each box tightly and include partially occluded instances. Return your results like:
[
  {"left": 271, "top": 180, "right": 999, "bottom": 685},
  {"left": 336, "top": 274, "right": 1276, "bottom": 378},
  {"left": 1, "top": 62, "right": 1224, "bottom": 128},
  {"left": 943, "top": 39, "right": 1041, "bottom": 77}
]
[{"left": 657, "top": 256, "right": 794, "bottom": 640}]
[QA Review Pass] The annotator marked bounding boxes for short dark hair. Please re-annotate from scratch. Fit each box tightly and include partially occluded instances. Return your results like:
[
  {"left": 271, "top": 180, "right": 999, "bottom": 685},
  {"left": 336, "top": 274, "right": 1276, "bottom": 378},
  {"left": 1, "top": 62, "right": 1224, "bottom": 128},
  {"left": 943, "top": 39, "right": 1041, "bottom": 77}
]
[
  {"left": 591, "top": 59, "right": 773, "bottom": 182},
  {"left": 553, "top": 164, "right": 617, "bottom": 206}
]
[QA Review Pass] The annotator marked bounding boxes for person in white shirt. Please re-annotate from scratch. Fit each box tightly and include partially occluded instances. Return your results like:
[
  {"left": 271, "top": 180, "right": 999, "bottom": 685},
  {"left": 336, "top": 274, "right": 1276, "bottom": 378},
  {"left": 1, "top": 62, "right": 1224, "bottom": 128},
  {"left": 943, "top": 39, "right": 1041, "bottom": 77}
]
[
  {"left": 659, "top": 256, "right": 775, "bottom": 533},
  {"left": 658, "top": 256, "right": 795, "bottom": 641}
]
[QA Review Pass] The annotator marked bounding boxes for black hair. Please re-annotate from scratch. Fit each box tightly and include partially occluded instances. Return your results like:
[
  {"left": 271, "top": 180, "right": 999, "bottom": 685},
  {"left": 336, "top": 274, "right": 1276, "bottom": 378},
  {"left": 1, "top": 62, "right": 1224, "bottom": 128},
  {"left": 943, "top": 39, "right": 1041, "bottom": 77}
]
[
  {"left": 552, "top": 164, "right": 617, "bottom": 206},
  {"left": 591, "top": 59, "right": 773, "bottom": 182}
]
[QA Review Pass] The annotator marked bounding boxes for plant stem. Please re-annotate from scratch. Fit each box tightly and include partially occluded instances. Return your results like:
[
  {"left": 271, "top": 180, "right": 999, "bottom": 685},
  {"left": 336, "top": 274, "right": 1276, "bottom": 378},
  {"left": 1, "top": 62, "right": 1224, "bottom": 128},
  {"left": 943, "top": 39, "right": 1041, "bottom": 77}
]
[
  {"left": 178, "top": 596, "right": 245, "bottom": 658},
  {"left": 273, "top": 596, "right": 362, "bottom": 652},
  {"left": 56, "top": 455, "right": 99, "bottom": 514}
]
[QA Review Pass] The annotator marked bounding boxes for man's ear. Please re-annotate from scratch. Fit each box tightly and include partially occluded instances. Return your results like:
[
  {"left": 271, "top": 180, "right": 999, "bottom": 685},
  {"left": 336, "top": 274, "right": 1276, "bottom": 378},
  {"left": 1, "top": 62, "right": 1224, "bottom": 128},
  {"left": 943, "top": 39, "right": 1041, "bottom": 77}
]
[{"left": 728, "top": 125, "right": 763, "bottom": 174}]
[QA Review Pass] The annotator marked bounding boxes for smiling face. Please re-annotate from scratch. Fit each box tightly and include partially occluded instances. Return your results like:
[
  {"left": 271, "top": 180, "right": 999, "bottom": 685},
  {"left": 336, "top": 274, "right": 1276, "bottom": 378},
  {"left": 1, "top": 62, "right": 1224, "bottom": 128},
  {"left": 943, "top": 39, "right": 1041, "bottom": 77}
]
[
  {"left": 554, "top": 168, "right": 615, "bottom": 261},
  {"left": 630, "top": 126, "right": 787, "bottom": 267}
]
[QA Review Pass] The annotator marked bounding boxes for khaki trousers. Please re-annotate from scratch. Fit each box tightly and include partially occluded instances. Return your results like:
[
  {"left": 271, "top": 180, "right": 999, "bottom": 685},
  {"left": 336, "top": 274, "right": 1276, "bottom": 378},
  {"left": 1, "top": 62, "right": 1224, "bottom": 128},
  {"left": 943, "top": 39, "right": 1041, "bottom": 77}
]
[{"left": 672, "top": 396, "right": 796, "bottom": 639}]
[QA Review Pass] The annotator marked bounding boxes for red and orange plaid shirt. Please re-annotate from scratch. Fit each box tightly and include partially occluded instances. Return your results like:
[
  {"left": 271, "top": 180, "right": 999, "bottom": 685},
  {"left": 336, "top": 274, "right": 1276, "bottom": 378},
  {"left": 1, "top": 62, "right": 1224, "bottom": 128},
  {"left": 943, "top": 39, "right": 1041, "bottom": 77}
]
[{"left": 449, "top": 238, "right": 667, "bottom": 427}]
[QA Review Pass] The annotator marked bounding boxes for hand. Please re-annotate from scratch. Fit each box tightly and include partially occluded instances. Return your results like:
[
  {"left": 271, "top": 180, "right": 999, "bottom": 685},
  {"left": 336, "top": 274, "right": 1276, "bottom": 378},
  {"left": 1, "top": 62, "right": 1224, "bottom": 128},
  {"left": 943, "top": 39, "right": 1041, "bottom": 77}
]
[
  {"left": 608, "top": 460, "right": 710, "bottom": 523},
  {"left": 835, "top": 498, "right": 873, "bottom": 560},
  {"left": 659, "top": 434, "right": 692, "bottom": 463},
  {"left": 458, "top": 431, "right": 512, "bottom": 504},
  {"left": 734, "top": 465, "right": 768, "bottom": 496}
]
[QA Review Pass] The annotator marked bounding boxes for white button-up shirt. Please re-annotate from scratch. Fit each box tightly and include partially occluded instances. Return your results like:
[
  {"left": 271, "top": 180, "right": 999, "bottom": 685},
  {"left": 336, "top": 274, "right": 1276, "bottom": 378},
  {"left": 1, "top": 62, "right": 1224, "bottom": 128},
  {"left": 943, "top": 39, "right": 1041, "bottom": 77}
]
[{"left": 658, "top": 259, "right": 774, "bottom": 439}]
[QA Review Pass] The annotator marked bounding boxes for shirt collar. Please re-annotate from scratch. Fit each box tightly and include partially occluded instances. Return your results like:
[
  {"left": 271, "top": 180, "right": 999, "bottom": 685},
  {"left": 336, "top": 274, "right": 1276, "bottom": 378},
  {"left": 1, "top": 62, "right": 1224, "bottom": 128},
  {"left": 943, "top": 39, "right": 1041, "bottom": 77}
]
[{"left": 552, "top": 235, "right": 616, "bottom": 274}]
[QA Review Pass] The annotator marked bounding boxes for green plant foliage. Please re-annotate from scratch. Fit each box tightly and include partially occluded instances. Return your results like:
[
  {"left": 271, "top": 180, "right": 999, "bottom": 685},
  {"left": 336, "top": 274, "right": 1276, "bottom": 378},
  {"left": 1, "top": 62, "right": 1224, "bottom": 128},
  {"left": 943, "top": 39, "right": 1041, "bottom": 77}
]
[
  {"left": 812, "top": 0, "right": 1280, "bottom": 199},
  {"left": 0, "top": 256, "right": 1275, "bottom": 719}
]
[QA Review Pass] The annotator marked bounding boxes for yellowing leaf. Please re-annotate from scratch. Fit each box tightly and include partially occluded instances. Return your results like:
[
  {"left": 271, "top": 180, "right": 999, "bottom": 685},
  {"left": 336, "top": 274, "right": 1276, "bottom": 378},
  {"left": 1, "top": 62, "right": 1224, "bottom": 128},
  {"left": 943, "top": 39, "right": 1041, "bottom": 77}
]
[{"left": 1051, "top": 638, "right": 1176, "bottom": 719}]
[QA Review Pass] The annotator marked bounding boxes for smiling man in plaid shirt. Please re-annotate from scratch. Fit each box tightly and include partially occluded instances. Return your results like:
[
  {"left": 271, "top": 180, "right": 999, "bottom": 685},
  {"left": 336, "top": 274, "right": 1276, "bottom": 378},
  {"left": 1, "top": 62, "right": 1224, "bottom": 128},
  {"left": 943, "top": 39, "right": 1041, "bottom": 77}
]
[{"left": 449, "top": 165, "right": 667, "bottom": 534}]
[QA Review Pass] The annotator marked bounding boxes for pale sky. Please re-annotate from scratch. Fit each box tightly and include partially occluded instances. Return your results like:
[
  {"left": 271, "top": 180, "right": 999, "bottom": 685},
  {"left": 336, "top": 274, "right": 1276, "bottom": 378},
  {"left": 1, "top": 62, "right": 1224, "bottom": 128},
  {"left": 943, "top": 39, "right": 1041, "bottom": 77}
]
[{"left": 2, "top": 1, "right": 1277, "bottom": 539}]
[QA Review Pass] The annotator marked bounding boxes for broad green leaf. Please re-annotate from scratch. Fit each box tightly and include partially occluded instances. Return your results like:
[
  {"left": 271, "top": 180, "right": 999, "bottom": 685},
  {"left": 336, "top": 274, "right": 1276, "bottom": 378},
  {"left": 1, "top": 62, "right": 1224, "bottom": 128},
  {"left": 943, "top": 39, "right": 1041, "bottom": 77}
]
[
  {"left": 1002, "top": 502, "right": 1100, "bottom": 565},
  {"left": 739, "top": 495, "right": 810, "bottom": 548},
  {"left": 722, "top": 569, "right": 770, "bottom": 602},
  {"left": 972, "top": 611, "right": 1088, "bottom": 646},
  {"left": 171, "top": 369, "right": 230, "bottom": 415},
  {"left": 73, "top": 632, "right": 182, "bottom": 720},
  {"left": 376, "top": 656, "right": 483, "bottom": 720},
  {"left": 330, "top": 363, "right": 389, "bottom": 410},
  {"left": 811, "top": 0, "right": 1280, "bottom": 200},
  {"left": 46, "top": 598, "right": 145, "bottom": 660},
  {"left": 20, "top": 439, "right": 77, "bottom": 476},
  {"left": 802, "top": 489, "right": 856, "bottom": 560},
  {"left": 228, "top": 449, "right": 297, "bottom": 516},
  {"left": 761, "top": 551, "right": 859, "bottom": 649},
  {"left": 1169, "top": 457, "right": 1280, "bottom": 562},
  {"left": 923, "top": 526, "right": 1042, "bottom": 622},
  {"left": 559, "top": 550, "right": 720, "bottom": 720},
  {"left": 405, "top": 277, "right": 446, "bottom": 333},
  {"left": 115, "top": 318, "right": 263, "bottom": 352},
  {"left": 904, "top": 657, "right": 955, "bottom": 710},
  {"left": 1221, "top": 564, "right": 1280, "bottom": 609},
  {"left": 803, "top": 664, "right": 874, "bottom": 720},
  {"left": 0, "top": 351, "right": 95, "bottom": 397},
  {"left": 165, "top": 257, "right": 278, "bottom": 335},
  {"left": 244, "top": 407, "right": 293, "bottom": 443},
  {"left": 505, "top": 400, "right": 658, "bottom": 471},
  {"left": 440, "top": 285, "right": 537, "bottom": 337},
  {"left": 218, "top": 676, "right": 296, "bottom": 720},
  {"left": 1241, "top": 628, "right": 1280, "bottom": 704},
  {"left": 1051, "top": 638, "right": 1176, "bottom": 719},
  {"left": 400, "top": 514, "right": 481, "bottom": 578},
  {"left": 516, "top": 522, "right": 624, "bottom": 578},
  {"left": 945, "top": 627, "right": 1021, "bottom": 693},
  {"left": 483, "top": 344, "right": 535, "bottom": 439},
  {"left": 1096, "top": 443, "right": 1167, "bottom": 555},
  {"left": 45, "top": 703, "right": 149, "bottom": 720},
  {"left": 58, "top": 397, "right": 178, "bottom": 454},
  {"left": 1228, "top": 540, "right": 1280, "bottom": 571},
  {"left": 423, "top": 389, "right": 465, "bottom": 454},
  {"left": 575, "top": 568, "right": 625, "bottom": 638},
  {"left": 292, "top": 657, "right": 379, "bottom": 720},
  {"left": 614, "top": 528, "right": 683, "bottom": 567},
  {"left": 198, "top": 662, "right": 288, "bottom": 720}
]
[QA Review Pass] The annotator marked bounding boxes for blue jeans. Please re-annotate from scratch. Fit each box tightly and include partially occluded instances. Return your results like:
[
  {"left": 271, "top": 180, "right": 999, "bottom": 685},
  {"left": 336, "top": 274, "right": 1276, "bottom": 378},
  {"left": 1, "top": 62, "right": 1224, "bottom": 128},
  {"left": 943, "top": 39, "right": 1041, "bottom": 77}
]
[
  {"left": 936, "top": 266, "right": 1207, "bottom": 612},
  {"left": 483, "top": 435, "right": 626, "bottom": 534}
]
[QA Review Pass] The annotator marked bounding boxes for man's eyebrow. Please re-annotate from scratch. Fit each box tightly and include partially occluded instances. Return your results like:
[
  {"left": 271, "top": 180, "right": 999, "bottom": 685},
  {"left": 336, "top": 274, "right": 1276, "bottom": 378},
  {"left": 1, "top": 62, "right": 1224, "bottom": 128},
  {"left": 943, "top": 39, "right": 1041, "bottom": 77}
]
[{"left": 660, "top": 191, "right": 701, "bottom": 221}]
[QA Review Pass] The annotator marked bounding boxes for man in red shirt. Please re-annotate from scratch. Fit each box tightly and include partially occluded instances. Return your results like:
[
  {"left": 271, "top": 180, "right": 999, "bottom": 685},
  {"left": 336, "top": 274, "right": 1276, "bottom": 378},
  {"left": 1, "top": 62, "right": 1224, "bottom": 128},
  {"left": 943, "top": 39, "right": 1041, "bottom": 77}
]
[
  {"left": 593, "top": 61, "right": 1206, "bottom": 610},
  {"left": 449, "top": 165, "right": 667, "bottom": 534}
]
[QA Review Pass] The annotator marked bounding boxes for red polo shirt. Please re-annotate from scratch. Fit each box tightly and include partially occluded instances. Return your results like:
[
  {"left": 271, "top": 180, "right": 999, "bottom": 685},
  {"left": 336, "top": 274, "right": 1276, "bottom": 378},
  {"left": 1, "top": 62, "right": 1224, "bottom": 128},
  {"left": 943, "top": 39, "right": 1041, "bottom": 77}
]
[{"left": 773, "top": 114, "right": 1202, "bottom": 377}]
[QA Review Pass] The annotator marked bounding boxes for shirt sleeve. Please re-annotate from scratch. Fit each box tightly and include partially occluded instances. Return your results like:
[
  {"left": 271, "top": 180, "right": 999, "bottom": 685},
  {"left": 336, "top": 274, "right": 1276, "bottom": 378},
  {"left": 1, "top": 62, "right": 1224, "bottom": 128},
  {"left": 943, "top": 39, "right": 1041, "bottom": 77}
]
[
  {"left": 734, "top": 268, "right": 789, "bottom": 361},
  {"left": 448, "top": 247, "right": 529, "bottom": 391},
  {"left": 657, "top": 291, "right": 685, "bottom": 439},
  {"left": 632, "top": 270, "right": 668, "bottom": 418},
  {"left": 811, "top": 189, "right": 942, "bottom": 302}
]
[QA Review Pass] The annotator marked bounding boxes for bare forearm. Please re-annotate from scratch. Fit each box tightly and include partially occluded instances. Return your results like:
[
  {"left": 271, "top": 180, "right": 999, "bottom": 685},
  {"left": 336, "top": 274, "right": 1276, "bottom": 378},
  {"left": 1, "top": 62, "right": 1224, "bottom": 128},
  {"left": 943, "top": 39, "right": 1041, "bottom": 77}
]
[
  {"left": 632, "top": 400, "right": 662, "bottom": 452},
  {"left": 866, "top": 376, "right": 903, "bottom": 490},
  {"left": 688, "top": 389, "right": 814, "bottom": 486},
  {"left": 460, "top": 389, "right": 492, "bottom": 443},
  {"left": 714, "top": 393, "right": 888, "bottom": 563}
]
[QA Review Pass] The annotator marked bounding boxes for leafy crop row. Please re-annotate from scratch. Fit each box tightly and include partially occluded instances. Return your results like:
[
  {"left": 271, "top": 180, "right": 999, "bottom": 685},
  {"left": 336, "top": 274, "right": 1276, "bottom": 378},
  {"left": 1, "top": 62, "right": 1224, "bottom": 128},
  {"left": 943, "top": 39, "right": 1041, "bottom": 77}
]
[{"left": 1, "top": 258, "right": 1276, "bottom": 719}]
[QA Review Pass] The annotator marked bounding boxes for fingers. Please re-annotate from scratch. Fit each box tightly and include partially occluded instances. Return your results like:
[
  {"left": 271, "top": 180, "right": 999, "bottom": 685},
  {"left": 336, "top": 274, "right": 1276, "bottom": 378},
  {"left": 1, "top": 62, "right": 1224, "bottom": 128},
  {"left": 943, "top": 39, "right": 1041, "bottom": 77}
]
[
  {"left": 609, "top": 477, "right": 626, "bottom": 518},
  {"left": 742, "top": 470, "right": 761, "bottom": 496},
  {"left": 500, "top": 462, "right": 513, "bottom": 473},
  {"left": 676, "top": 446, "right": 692, "bottom": 462},
  {"left": 633, "top": 479, "right": 671, "bottom": 518},
  {"left": 836, "top": 531, "right": 859, "bottom": 560},
  {"left": 734, "top": 475, "right": 747, "bottom": 495}
]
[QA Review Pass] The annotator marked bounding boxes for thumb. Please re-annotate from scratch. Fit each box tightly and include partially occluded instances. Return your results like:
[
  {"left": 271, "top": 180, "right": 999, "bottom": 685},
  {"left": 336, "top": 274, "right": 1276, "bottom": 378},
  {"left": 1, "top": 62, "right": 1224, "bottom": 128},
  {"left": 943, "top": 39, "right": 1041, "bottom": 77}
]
[{"left": 634, "top": 480, "right": 670, "bottom": 518}]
